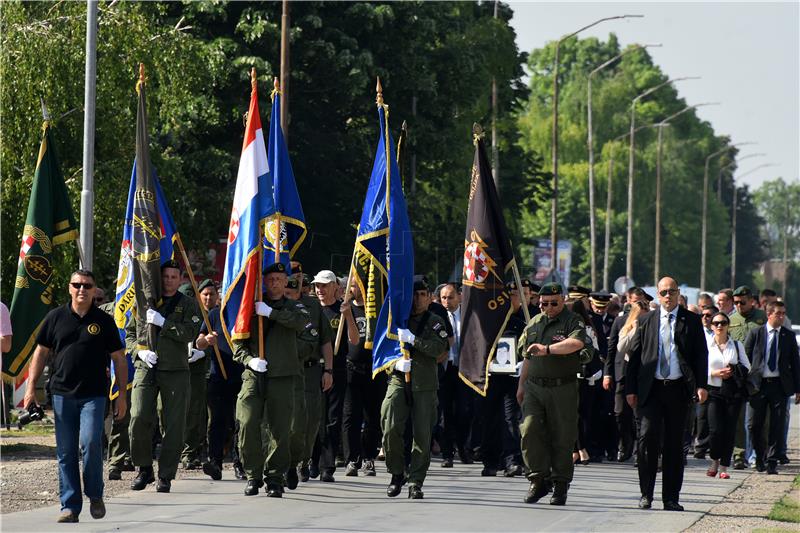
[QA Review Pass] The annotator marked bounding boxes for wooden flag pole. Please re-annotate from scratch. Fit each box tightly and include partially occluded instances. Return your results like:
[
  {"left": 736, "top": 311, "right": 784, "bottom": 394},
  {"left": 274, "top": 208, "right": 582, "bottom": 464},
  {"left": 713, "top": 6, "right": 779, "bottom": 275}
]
[
  {"left": 511, "top": 261, "right": 531, "bottom": 324},
  {"left": 257, "top": 223, "right": 265, "bottom": 361},
  {"left": 174, "top": 234, "right": 227, "bottom": 380},
  {"left": 333, "top": 243, "right": 358, "bottom": 355}
]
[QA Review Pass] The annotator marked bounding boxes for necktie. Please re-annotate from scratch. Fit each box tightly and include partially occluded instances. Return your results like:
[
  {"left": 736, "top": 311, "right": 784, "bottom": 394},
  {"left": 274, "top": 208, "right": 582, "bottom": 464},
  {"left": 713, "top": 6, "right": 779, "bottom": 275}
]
[
  {"left": 660, "top": 314, "right": 673, "bottom": 378},
  {"left": 768, "top": 329, "right": 778, "bottom": 372}
]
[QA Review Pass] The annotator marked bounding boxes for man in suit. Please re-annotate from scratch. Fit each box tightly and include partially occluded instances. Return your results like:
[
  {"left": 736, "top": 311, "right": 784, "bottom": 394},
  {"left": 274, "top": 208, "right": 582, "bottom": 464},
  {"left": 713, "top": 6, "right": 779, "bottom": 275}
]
[
  {"left": 626, "top": 277, "right": 708, "bottom": 512},
  {"left": 744, "top": 301, "right": 800, "bottom": 474}
]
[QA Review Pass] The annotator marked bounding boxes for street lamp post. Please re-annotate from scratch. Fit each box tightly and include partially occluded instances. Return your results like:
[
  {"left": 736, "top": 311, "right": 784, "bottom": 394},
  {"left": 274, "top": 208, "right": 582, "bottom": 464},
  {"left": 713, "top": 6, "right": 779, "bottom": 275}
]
[
  {"left": 700, "top": 141, "right": 754, "bottom": 291},
  {"left": 718, "top": 153, "right": 766, "bottom": 202},
  {"left": 550, "top": 14, "right": 643, "bottom": 269},
  {"left": 625, "top": 76, "right": 698, "bottom": 280},
  {"left": 587, "top": 42, "right": 659, "bottom": 289},
  {"left": 730, "top": 163, "right": 776, "bottom": 287}
]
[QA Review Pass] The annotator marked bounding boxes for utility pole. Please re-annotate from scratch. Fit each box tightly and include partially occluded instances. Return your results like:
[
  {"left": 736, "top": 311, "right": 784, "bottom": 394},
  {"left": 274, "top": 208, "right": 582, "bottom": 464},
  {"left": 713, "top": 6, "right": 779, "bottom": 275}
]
[
  {"left": 491, "top": 0, "right": 499, "bottom": 190},
  {"left": 80, "top": 0, "right": 98, "bottom": 270},
  {"left": 280, "top": 0, "right": 290, "bottom": 140}
]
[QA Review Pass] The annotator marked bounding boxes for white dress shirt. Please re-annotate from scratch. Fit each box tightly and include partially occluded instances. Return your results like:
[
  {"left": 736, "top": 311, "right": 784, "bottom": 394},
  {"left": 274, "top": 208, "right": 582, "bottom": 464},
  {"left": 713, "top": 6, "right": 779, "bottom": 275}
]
[
  {"left": 707, "top": 337, "right": 751, "bottom": 387},
  {"left": 447, "top": 307, "right": 461, "bottom": 367},
  {"left": 656, "top": 306, "right": 683, "bottom": 380}
]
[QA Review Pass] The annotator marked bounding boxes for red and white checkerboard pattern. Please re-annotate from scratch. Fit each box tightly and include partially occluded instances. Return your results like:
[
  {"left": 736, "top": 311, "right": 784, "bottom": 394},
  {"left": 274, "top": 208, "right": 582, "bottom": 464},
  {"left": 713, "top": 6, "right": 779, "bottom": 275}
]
[{"left": 18, "top": 234, "right": 35, "bottom": 266}]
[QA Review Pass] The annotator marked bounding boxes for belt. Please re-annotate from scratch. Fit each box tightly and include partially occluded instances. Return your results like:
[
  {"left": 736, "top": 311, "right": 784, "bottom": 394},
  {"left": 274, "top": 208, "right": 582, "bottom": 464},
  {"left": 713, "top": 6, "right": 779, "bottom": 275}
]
[
  {"left": 530, "top": 376, "right": 576, "bottom": 387},
  {"left": 654, "top": 378, "right": 684, "bottom": 386},
  {"left": 763, "top": 377, "right": 781, "bottom": 383}
]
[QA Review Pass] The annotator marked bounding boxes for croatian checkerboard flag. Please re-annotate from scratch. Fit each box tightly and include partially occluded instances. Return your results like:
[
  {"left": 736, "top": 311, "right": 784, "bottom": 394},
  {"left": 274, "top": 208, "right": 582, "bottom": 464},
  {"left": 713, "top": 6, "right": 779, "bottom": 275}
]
[{"left": 220, "top": 72, "right": 274, "bottom": 345}]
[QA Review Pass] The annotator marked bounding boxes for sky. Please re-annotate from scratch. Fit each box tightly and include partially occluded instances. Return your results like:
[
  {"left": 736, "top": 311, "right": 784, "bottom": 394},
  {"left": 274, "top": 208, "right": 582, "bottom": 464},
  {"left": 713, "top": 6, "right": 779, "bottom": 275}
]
[{"left": 507, "top": 1, "right": 799, "bottom": 191}]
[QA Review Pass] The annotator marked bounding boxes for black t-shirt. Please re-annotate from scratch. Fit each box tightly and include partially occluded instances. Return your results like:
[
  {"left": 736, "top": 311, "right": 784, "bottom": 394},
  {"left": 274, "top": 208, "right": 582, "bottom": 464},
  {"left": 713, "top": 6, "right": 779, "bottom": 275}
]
[
  {"left": 347, "top": 304, "right": 371, "bottom": 370},
  {"left": 36, "top": 303, "right": 123, "bottom": 398},
  {"left": 321, "top": 301, "right": 347, "bottom": 370},
  {"left": 200, "top": 307, "right": 243, "bottom": 384}
]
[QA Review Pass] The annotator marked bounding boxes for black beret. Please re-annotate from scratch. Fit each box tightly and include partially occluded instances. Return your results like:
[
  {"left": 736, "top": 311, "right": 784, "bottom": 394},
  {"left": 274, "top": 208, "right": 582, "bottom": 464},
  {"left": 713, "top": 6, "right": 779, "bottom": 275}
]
[
  {"left": 286, "top": 277, "right": 299, "bottom": 290},
  {"left": 161, "top": 259, "right": 181, "bottom": 271},
  {"left": 413, "top": 275, "right": 429, "bottom": 292},
  {"left": 732, "top": 285, "right": 752, "bottom": 297},
  {"left": 197, "top": 279, "right": 215, "bottom": 293},
  {"left": 539, "top": 282, "right": 563, "bottom": 296},
  {"left": 265, "top": 262, "right": 287, "bottom": 275},
  {"left": 177, "top": 282, "right": 193, "bottom": 297}
]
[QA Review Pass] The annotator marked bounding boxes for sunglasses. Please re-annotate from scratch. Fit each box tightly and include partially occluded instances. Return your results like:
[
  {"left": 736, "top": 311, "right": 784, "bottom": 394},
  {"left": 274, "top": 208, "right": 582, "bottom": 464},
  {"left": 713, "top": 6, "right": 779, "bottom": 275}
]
[
  {"left": 540, "top": 301, "right": 560, "bottom": 307},
  {"left": 70, "top": 282, "right": 94, "bottom": 290},
  {"left": 701, "top": 313, "right": 713, "bottom": 319},
  {"left": 711, "top": 321, "right": 729, "bottom": 327},
  {"left": 733, "top": 300, "right": 746, "bottom": 306},
  {"left": 658, "top": 289, "right": 678, "bottom": 297}
]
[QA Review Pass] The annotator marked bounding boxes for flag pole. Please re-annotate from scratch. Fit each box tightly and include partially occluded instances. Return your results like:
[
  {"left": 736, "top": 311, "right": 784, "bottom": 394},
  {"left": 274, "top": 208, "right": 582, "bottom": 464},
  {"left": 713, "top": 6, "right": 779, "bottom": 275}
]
[
  {"left": 511, "top": 262, "right": 531, "bottom": 323},
  {"left": 253, "top": 68, "right": 265, "bottom": 362},
  {"left": 333, "top": 244, "right": 358, "bottom": 355},
  {"left": 174, "top": 234, "right": 227, "bottom": 379}
]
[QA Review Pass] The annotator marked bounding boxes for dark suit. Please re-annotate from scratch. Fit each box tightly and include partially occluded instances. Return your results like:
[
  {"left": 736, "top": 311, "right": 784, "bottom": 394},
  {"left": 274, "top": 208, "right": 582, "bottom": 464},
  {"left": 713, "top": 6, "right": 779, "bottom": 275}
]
[
  {"left": 744, "top": 325, "right": 800, "bottom": 465},
  {"left": 626, "top": 306, "right": 708, "bottom": 503},
  {"left": 605, "top": 314, "right": 635, "bottom": 456}
]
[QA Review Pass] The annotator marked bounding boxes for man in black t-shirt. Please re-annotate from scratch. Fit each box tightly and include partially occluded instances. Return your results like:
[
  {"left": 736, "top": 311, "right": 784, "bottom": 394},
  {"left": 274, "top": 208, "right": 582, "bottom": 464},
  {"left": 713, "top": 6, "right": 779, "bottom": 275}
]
[{"left": 25, "top": 270, "right": 127, "bottom": 523}]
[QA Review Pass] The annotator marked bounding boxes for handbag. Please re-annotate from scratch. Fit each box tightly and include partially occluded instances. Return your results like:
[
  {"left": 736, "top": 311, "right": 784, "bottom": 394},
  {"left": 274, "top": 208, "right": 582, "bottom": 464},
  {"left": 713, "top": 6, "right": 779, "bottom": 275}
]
[{"left": 720, "top": 341, "right": 750, "bottom": 398}]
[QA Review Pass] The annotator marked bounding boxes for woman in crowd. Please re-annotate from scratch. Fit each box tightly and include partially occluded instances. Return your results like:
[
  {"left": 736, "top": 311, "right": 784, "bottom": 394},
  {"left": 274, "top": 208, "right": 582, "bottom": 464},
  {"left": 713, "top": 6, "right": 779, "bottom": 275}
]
[{"left": 570, "top": 299, "right": 601, "bottom": 465}]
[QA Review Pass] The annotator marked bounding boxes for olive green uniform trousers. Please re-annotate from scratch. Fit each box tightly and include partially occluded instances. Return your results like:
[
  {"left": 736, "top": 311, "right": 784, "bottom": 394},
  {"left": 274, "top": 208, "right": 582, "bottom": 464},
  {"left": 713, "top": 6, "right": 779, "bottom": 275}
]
[
  {"left": 289, "top": 364, "right": 323, "bottom": 467},
  {"left": 108, "top": 388, "right": 132, "bottom": 468},
  {"left": 181, "top": 368, "right": 208, "bottom": 464}
]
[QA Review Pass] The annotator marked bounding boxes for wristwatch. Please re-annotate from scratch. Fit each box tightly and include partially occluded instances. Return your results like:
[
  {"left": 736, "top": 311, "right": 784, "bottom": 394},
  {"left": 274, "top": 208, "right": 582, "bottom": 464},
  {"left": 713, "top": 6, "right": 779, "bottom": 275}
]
[
  {"left": 323, "top": 368, "right": 333, "bottom": 374},
  {"left": 546, "top": 344, "right": 551, "bottom": 355}
]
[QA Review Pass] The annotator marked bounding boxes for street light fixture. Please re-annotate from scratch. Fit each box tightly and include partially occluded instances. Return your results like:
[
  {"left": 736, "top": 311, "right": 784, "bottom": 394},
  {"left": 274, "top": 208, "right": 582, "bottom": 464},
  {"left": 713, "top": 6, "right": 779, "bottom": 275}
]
[
  {"left": 587, "top": 42, "right": 660, "bottom": 289},
  {"left": 730, "top": 163, "right": 776, "bottom": 287},
  {"left": 550, "top": 14, "right": 643, "bottom": 270},
  {"left": 625, "top": 76, "right": 699, "bottom": 280},
  {"left": 718, "top": 153, "right": 766, "bottom": 201}
]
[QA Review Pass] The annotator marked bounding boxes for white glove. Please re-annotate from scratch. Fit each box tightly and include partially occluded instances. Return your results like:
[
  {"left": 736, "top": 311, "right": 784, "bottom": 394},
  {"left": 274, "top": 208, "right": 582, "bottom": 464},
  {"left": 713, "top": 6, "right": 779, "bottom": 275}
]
[
  {"left": 188, "top": 349, "right": 206, "bottom": 364},
  {"left": 138, "top": 349, "right": 158, "bottom": 368},
  {"left": 146, "top": 309, "right": 165, "bottom": 327},
  {"left": 397, "top": 328, "right": 415, "bottom": 344},
  {"left": 255, "top": 302, "right": 273, "bottom": 317},
  {"left": 587, "top": 369, "right": 602, "bottom": 386},
  {"left": 248, "top": 358, "right": 268, "bottom": 373},
  {"left": 395, "top": 358, "right": 412, "bottom": 373}
]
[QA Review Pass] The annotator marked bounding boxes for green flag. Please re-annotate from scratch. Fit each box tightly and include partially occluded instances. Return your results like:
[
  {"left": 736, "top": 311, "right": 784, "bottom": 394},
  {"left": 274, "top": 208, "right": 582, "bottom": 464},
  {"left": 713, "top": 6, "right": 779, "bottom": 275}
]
[{"left": 3, "top": 122, "right": 78, "bottom": 378}]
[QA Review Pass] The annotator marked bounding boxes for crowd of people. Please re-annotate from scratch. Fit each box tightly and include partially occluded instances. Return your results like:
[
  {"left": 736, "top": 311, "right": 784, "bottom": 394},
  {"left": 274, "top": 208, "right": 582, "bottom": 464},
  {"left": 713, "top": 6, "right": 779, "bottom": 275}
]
[{"left": 16, "top": 262, "right": 800, "bottom": 523}]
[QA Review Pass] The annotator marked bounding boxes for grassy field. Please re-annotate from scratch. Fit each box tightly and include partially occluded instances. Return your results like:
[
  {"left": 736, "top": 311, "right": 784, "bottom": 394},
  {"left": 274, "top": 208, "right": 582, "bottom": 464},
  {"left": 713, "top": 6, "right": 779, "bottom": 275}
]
[
  {"left": 765, "top": 475, "right": 800, "bottom": 524},
  {"left": 0, "top": 423, "right": 55, "bottom": 438}
]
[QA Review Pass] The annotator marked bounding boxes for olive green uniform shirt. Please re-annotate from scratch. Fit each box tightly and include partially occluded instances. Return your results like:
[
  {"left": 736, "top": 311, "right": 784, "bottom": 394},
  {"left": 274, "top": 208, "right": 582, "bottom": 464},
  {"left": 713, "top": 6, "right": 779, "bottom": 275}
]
[
  {"left": 519, "top": 308, "right": 588, "bottom": 379},
  {"left": 129, "top": 293, "right": 201, "bottom": 372},
  {"left": 401, "top": 310, "right": 450, "bottom": 392},
  {"left": 295, "top": 295, "right": 332, "bottom": 363},
  {"left": 729, "top": 307, "right": 767, "bottom": 343}
]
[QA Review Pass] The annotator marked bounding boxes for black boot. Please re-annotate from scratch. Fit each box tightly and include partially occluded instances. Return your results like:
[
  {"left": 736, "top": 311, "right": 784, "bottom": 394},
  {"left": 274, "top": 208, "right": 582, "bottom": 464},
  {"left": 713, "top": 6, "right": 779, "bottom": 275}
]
[
  {"left": 387, "top": 474, "right": 407, "bottom": 497},
  {"left": 549, "top": 482, "right": 568, "bottom": 505},
  {"left": 156, "top": 477, "right": 171, "bottom": 493},
  {"left": 286, "top": 467, "right": 299, "bottom": 490},
  {"left": 408, "top": 484, "right": 424, "bottom": 499},
  {"left": 202, "top": 461, "right": 222, "bottom": 481},
  {"left": 299, "top": 464, "right": 310, "bottom": 482},
  {"left": 244, "top": 479, "right": 262, "bottom": 496},
  {"left": 130, "top": 467, "right": 155, "bottom": 491},
  {"left": 233, "top": 462, "right": 246, "bottom": 480},
  {"left": 524, "top": 479, "right": 550, "bottom": 504},
  {"left": 266, "top": 483, "right": 283, "bottom": 497}
]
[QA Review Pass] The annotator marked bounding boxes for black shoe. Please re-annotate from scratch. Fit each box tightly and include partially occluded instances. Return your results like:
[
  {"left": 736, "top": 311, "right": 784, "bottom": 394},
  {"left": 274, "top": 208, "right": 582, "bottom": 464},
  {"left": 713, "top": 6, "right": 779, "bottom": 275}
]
[
  {"left": 299, "top": 465, "right": 310, "bottom": 482},
  {"left": 361, "top": 460, "right": 376, "bottom": 477},
  {"left": 156, "top": 477, "right": 171, "bottom": 493},
  {"left": 693, "top": 450, "right": 706, "bottom": 459},
  {"left": 108, "top": 468, "right": 122, "bottom": 481},
  {"left": 345, "top": 462, "right": 359, "bottom": 477},
  {"left": 121, "top": 460, "right": 135, "bottom": 472},
  {"left": 638, "top": 496, "right": 652, "bottom": 509},
  {"left": 89, "top": 498, "right": 106, "bottom": 519},
  {"left": 182, "top": 459, "right": 198, "bottom": 470},
  {"left": 441, "top": 457, "right": 453, "bottom": 468},
  {"left": 202, "top": 461, "right": 222, "bottom": 481},
  {"left": 766, "top": 462, "right": 778, "bottom": 475},
  {"left": 320, "top": 470, "right": 335, "bottom": 482},
  {"left": 387, "top": 474, "right": 406, "bottom": 497},
  {"left": 335, "top": 455, "right": 346, "bottom": 468},
  {"left": 756, "top": 459, "right": 766, "bottom": 472},
  {"left": 504, "top": 464, "right": 523, "bottom": 477},
  {"left": 733, "top": 459, "right": 746, "bottom": 470},
  {"left": 778, "top": 456, "right": 790, "bottom": 465},
  {"left": 663, "top": 501, "right": 684, "bottom": 511},
  {"left": 233, "top": 462, "right": 246, "bottom": 480},
  {"left": 458, "top": 448, "right": 474, "bottom": 465},
  {"left": 524, "top": 481, "right": 550, "bottom": 504},
  {"left": 408, "top": 485, "right": 424, "bottom": 499},
  {"left": 266, "top": 483, "right": 283, "bottom": 497},
  {"left": 309, "top": 464, "right": 320, "bottom": 479},
  {"left": 130, "top": 467, "right": 155, "bottom": 490},
  {"left": 285, "top": 467, "right": 299, "bottom": 490},
  {"left": 481, "top": 467, "right": 497, "bottom": 477},
  {"left": 244, "top": 479, "right": 262, "bottom": 496},
  {"left": 550, "top": 493, "right": 567, "bottom": 505}
]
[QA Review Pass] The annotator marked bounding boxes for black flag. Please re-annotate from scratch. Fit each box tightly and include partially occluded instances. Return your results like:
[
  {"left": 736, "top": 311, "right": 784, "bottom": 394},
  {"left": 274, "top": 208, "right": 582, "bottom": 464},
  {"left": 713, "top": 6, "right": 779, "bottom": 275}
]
[{"left": 458, "top": 125, "right": 515, "bottom": 396}]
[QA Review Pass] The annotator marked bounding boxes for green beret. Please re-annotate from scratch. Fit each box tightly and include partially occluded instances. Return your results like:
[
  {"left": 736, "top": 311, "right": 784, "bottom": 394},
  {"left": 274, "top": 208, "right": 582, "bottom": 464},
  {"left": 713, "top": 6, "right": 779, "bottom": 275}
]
[
  {"left": 286, "top": 277, "right": 299, "bottom": 290},
  {"left": 732, "top": 285, "right": 752, "bottom": 297},
  {"left": 539, "top": 282, "right": 563, "bottom": 296},
  {"left": 413, "top": 275, "right": 429, "bottom": 292},
  {"left": 177, "top": 282, "right": 193, "bottom": 297},
  {"left": 197, "top": 279, "right": 215, "bottom": 293},
  {"left": 161, "top": 259, "right": 181, "bottom": 272},
  {"left": 265, "top": 262, "right": 287, "bottom": 275}
]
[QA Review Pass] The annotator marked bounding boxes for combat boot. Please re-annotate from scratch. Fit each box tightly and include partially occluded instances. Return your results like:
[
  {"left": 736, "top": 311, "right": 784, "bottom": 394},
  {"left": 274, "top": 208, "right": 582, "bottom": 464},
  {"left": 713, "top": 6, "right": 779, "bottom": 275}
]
[
  {"left": 408, "top": 484, "right": 424, "bottom": 499},
  {"left": 130, "top": 467, "right": 155, "bottom": 491},
  {"left": 549, "top": 482, "right": 569, "bottom": 505},
  {"left": 244, "top": 479, "right": 262, "bottom": 496},
  {"left": 386, "top": 474, "right": 407, "bottom": 497},
  {"left": 523, "top": 479, "right": 550, "bottom": 504}
]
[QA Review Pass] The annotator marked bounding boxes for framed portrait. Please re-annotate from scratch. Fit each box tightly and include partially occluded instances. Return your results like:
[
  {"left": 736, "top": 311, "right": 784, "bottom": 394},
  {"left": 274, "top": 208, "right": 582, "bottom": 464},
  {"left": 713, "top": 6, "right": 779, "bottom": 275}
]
[{"left": 489, "top": 336, "right": 517, "bottom": 374}]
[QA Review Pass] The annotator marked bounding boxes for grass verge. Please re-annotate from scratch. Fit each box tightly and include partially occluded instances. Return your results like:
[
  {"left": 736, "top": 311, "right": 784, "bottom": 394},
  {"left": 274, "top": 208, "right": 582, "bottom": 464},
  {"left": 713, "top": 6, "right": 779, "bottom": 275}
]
[{"left": 765, "top": 475, "right": 800, "bottom": 524}]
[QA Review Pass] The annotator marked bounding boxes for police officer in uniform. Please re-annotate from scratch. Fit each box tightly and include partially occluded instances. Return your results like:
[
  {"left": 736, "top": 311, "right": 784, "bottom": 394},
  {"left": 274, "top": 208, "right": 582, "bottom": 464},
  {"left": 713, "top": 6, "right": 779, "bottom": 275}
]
[
  {"left": 517, "top": 282, "right": 589, "bottom": 506},
  {"left": 284, "top": 276, "right": 334, "bottom": 488},
  {"left": 129, "top": 261, "right": 202, "bottom": 493},
  {"left": 382, "top": 277, "right": 449, "bottom": 499},
  {"left": 233, "top": 262, "right": 310, "bottom": 497}
]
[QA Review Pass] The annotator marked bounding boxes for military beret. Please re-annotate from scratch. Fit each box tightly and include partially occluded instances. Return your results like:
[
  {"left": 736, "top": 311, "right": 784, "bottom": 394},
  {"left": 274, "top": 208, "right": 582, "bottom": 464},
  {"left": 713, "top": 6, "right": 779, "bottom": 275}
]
[
  {"left": 643, "top": 291, "right": 654, "bottom": 302},
  {"left": 413, "top": 275, "right": 429, "bottom": 292},
  {"left": 590, "top": 290, "right": 612, "bottom": 308},
  {"left": 732, "top": 285, "right": 752, "bottom": 297},
  {"left": 567, "top": 285, "right": 591, "bottom": 300},
  {"left": 286, "top": 277, "right": 299, "bottom": 290},
  {"left": 529, "top": 282, "right": 541, "bottom": 293},
  {"left": 161, "top": 259, "right": 181, "bottom": 271},
  {"left": 506, "top": 280, "right": 518, "bottom": 291},
  {"left": 197, "top": 279, "right": 215, "bottom": 293},
  {"left": 177, "top": 282, "right": 193, "bottom": 297},
  {"left": 265, "top": 262, "right": 288, "bottom": 275},
  {"left": 539, "top": 282, "right": 563, "bottom": 296},
  {"left": 302, "top": 273, "right": 312, "bottom": 286}
]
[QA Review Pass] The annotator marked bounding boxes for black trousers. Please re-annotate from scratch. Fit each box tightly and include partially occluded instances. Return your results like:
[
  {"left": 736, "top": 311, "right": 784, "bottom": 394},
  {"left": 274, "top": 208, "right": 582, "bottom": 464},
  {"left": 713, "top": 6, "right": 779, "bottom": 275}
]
[
  {"left": 207, "top": 378, "right": 240, "bottom": 465},
  {"left": 319, "top": 367, "right": 347, "bottom": 473},
  {"left": 707, "top": 389, "right": 743, "bottom": 467},
  {"left": 748, "top": 378, "right": 788, "bottom": 465},
  {"left": 480, "top": 374, "right": 522, "bottom": 469},
  {"left": 614, "top": 381, "right": 636, "bottom": 456},
  {"left": 437, "top": 364, "right": 473, "bottom": 459},
  {"left": 637, "top": 380, "right": 691, "bottom": 502},
  {"left": 342, "top": 365, "right": 386, "bottom": 464},
  {"left": 693, "top": 401, "right": 710, "bottom": 454}
]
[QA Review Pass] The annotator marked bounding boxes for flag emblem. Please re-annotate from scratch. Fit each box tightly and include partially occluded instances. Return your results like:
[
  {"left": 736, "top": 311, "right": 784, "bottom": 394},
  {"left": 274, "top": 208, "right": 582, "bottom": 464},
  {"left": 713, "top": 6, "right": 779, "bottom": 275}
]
[
  {"left": 463, "top": 230, "right": 496, "bottom": 288},
  {"left": 228, "top": 209, "right": 240, "bottom": 244},
  {"left": 24, "top": 255, "right": 52, "bottom": 285}
]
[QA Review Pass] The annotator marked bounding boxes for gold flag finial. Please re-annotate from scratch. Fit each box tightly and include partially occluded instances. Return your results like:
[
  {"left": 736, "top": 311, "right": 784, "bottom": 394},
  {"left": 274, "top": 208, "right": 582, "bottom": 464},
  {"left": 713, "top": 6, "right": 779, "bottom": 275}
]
[
  {"left": 136, "top": 63, "right": 146, "bottom": 94},
  {"left": 271, "top": 76, "right": 280, "bottom": 101},
  {"left": 250, "top": 67, "right": 257, "bottom": 91},
  {"left": 472, "top": 123, "right": 485, "bottom": 145},
  {"left": 376, "top": 77, "right": 384, "bottom": 106}
]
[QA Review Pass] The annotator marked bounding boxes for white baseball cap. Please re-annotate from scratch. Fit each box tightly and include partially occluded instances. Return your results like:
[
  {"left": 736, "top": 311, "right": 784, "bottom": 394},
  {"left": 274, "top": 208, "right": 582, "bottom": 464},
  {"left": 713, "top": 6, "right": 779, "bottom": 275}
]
[{"left": 311, "top": 270, "right": 337, "bottom": 285}]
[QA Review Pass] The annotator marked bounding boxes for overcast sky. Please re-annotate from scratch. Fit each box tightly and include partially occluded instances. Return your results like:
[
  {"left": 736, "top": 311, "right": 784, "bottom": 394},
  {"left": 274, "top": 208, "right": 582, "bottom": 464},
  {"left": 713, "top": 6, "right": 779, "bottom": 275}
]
[{"left": 508, "top": 1, "right": 799, "bottom": 191}]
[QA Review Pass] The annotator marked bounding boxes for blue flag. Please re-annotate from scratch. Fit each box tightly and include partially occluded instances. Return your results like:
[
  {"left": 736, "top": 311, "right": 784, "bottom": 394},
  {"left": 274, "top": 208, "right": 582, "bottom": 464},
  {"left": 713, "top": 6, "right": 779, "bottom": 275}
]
[
  {"left": 355, "top": 100, "right": 414, "bottom": 376},
  {"left": 263, "top": 85, "right": 306, "bottom": 271},
  {"left": 110, "top": 159, "right": 178, "bottom": 399}
]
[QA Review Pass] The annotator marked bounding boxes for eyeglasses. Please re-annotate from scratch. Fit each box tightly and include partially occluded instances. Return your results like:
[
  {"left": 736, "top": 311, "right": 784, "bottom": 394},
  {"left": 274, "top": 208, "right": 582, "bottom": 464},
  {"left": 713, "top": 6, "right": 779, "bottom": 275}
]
[
  {"left": 70, "top": 282, "right": 94, "bottom": 290},
  {"left": 733, "top": 299, "right": 746, "bottom": 306},
  {"left": 539, "top": 301, "right": 560, "bottom": 307},
  {"left": 658, "top": 289, "right": 678, "bottom": 297},
  {"left": 711, "top": 321, "right": 729, "bottom": 327}
]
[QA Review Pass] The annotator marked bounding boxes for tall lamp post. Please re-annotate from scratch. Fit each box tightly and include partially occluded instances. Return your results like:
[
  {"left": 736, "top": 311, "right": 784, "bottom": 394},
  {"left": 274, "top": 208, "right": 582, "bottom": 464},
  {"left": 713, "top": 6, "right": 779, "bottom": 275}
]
[
  {"left": 550, "top": 14, "right": 643, "bottom": 269},
  {"left": 718, "top": 153, "right": 766, "bottom": 202},
  {"left": 700, "top": 141, "right": 755, "bottom": 291},
  {"left": 730, "top": 163, "right": 776, "bottom": 287},
  {"left": 587, "top": 42, "right": 660, "bottom": 289},
  {"left": 625, "top": 76, "right": 698, "bottom": 280},
  {"left": 653, "top": 102, "right": 718, "bottom": 284}
]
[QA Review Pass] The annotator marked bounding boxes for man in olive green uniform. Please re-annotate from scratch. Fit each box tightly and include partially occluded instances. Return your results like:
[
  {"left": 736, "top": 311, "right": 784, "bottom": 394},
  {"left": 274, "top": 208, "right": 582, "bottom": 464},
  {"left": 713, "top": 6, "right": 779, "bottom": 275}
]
[
  {"left": 129, "top": 261, "right": 202, "bottom": 493},
  {"left": 728, "top": 285, "right": 767, "bottom": 469},
  {"left": 517, "top": 282, "right": 589, "bottom": 506},
  {"left": 233, "top": 263, "right": 309, "bottom": 497},
  {"left": 284, "top": 277, "right": 333, "bottom": 489},
  {"left": 382, "top": 278, "right": 449, "bottom": 500},
  {"left": 177, "top": 282, "right": 211, "bottom": 470}
]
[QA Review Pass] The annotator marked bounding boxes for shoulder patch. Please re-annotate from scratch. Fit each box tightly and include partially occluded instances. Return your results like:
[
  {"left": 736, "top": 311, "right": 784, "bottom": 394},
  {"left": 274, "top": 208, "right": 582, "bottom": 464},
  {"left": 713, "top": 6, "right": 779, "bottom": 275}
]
[
  {"left": 192, "top": 315, "right": 200, "bottom": 324},
  {"left": 439, "top": 329, "right": 448, "bottom": 339},
  {"left": 432, "top": 322, "right": 442, "bottom": 331}
]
